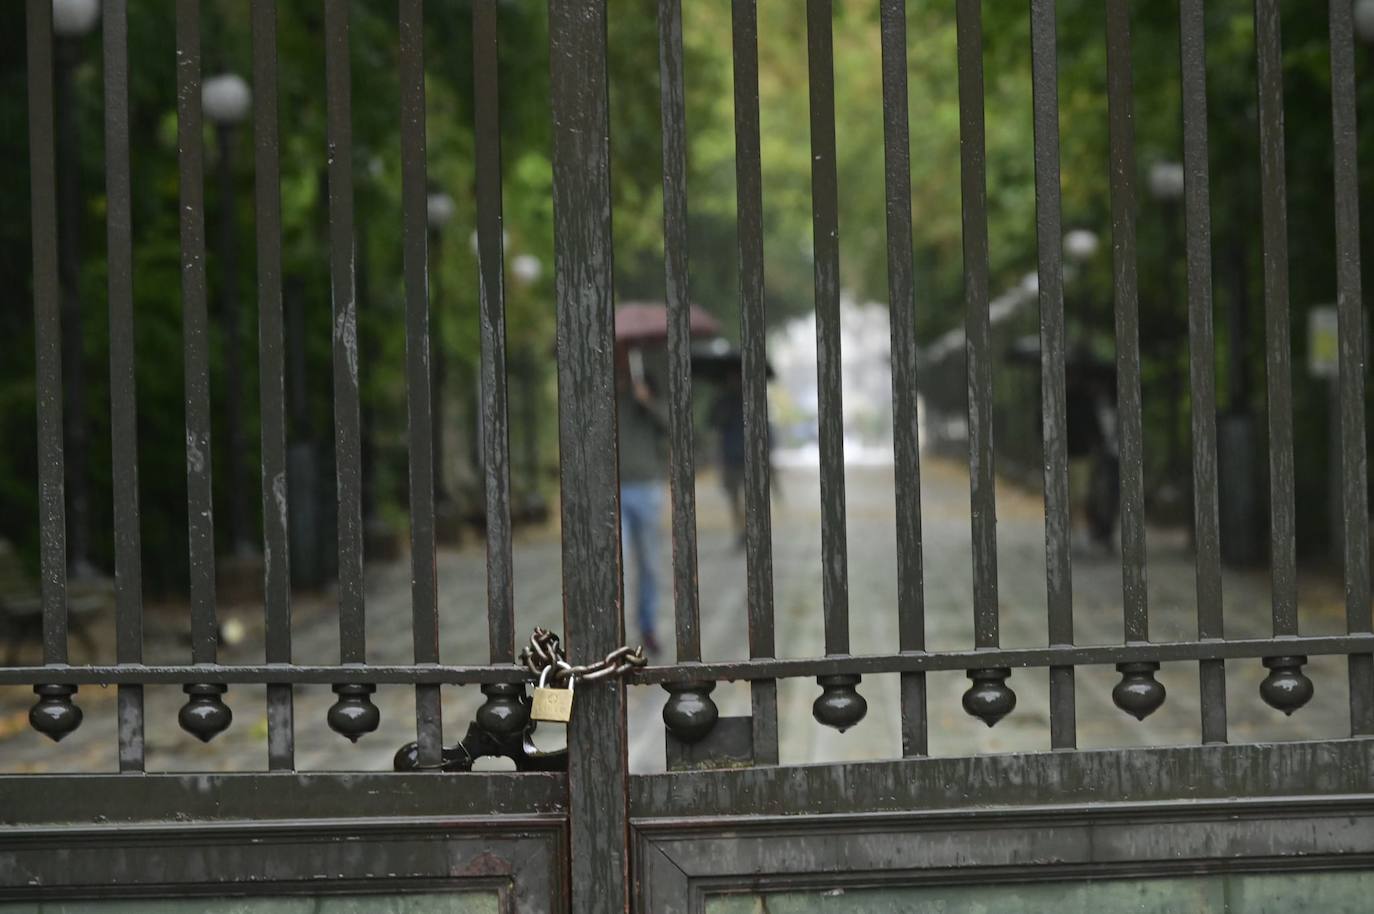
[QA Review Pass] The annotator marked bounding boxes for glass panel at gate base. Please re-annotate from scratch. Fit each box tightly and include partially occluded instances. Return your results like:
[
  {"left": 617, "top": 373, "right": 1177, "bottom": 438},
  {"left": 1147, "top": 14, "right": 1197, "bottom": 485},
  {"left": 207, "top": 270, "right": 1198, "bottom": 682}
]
[
  {"left": 704, "top": 870, "right": 1374, "bottom": 914},
  {"left": 0, "top": 893, "right": 498, "bottom": 914}
]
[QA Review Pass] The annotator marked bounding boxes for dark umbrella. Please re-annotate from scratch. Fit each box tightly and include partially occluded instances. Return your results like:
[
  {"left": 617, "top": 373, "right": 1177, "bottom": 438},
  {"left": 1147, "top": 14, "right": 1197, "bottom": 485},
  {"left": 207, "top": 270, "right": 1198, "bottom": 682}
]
[
  {"left": 690, "top": 338, "right": 775, "bottom": 381},
  {"left": 1007, "top": 334, "right": 1115, "bottom": 386},
  {"left": 615, "top": 301, "right": 721, "bottom": 345}
]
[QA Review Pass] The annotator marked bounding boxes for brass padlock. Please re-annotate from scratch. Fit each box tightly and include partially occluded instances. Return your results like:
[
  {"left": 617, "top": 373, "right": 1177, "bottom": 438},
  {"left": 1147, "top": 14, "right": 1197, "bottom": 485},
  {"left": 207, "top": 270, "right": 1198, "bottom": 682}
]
[{"left": 530, "top": 664, "right": 575, "bottom": 723}]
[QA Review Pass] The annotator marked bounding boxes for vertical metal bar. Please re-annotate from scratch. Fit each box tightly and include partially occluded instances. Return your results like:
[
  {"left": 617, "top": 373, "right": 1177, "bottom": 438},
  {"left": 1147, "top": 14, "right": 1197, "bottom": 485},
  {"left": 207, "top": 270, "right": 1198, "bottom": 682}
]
[
  {"left": 879, "top": 0, "right": 926, "bottom": 758},
  {"left": 324, "top": 1, "right": 366, "bottom": 665},
  {"left": 1106, "top": 0, "right": 1149, "bottom": 647},
  {"left": 806, "top": 0, "right": 849, "bottom": 657},
  {"left": 956, "top": 0, "right": 998, "bottom": 651},
  {"left": 105, "top": 0, "right": 145, "bottom": 771},
  {"left": 1328, "top": 0, "right": 1374, "bottom": 734},
  {"left": 731, "top": 0, "right": 778, "bottom": 764},
  {"left": 1254, "top": 0, "right": 1296, "bottom": 638},
  {"left": 252, "top": 0, "right": 294, "bottom": 770},
  {"left": 56, "top": 22, "right": 88, "bottom": 590},
  {"left": 550, "top": 0, "right": 629, "bottom": 906},
  {"left": 400, "top": 0, "right": 441, "bottom": 766},
  {"left": 474, "top": 0, "right": 516, "bottom": 666},
  {"left": 1178, "top": 0, "right": 1226, "bottom": 743},
  {"left": 27, "top": 0, "right": 67, "bottom": 665},
  {"left": 658, "top": 0, "right": 702, "bottom": 663},
  {"left": 1029, "top": 0, "right": 1074, "bottom": 749},
  {"left": 177, "top": 0, "right": 218, "bottom": 665}
]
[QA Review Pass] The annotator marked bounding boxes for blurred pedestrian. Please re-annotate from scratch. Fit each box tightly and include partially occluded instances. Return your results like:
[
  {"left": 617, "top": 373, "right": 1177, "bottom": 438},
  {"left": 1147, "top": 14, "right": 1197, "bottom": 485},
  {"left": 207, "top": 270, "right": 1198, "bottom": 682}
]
[
  {"left": 1064, "top": 346, "right": 1119, "bottom": 552},
  {"left": 709, "top": 367, "right": 747, "bottom": 546},
  {"left": 617, "top": 347, "right": 668, "bottom": 656}
]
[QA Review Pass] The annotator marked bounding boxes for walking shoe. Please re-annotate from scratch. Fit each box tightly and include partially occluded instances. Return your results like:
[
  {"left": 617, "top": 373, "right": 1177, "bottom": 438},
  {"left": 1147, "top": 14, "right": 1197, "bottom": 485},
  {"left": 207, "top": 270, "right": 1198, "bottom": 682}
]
[{"left": 641, "top": 631, "right": 662, "bottom": 657}]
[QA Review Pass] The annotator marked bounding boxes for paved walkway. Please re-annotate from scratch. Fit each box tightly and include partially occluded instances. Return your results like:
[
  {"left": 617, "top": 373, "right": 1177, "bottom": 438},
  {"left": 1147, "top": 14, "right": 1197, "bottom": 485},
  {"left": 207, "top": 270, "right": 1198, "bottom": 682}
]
[{"left": 0, "top": 456, "right": 1353, "bottom": 774}]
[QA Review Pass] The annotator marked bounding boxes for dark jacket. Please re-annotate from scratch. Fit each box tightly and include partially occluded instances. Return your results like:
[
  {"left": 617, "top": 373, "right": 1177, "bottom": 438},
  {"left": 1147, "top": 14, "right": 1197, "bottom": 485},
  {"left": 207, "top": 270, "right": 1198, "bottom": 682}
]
[{"left": 617, "top": 387, "right": 669, "bottom": 483}]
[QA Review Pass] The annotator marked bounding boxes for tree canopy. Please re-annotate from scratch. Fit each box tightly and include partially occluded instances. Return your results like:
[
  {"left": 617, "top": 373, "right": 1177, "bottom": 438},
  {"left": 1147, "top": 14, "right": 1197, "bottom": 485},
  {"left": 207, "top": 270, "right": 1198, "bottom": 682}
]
[{"left": 0, "top": 0, "right": 1370, "bottom": 590}]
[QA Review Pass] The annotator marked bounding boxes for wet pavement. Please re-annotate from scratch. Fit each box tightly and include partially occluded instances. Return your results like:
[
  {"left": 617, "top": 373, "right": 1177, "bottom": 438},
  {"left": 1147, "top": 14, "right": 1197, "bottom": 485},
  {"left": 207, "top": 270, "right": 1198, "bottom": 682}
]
[{"left": 0, "top": 456, "right": 1353, "bottom": 775}]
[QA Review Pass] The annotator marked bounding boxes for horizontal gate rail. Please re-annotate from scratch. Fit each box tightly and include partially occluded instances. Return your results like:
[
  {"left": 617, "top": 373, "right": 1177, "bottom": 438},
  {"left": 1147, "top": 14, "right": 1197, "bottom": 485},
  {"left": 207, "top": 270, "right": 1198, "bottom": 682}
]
[
  {"left": 631, "top": 738, "right": 1374, "bottom": 819},
  {"left": 634, "top": 635, "right": 1374, "bottom": 683},
  {"left": 7, "top": 631, "right": 1374, "bottom": 687}
]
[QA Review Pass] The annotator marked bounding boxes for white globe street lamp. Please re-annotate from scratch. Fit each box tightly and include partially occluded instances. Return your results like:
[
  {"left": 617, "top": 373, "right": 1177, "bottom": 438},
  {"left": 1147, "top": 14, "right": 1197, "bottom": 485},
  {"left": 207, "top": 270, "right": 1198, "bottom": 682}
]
[
  {"left": 1148, "top": 161, "right": 1185, "bottom": 201},
  {"left": 468, "top": 227, "right": 511, "bottom": 255},
  {"left": 52, "top": 0, "right": 100, "bottom": 38},
  {"left": 202, "top": 73, "right": 252, "bottom": 126},
  {"left": 427, "top": 192, "right": 457, "bottom": 230},
  {"left": 1063, "top": 229, "right": 1100, "bottom": 264},
  {"left": 512, "top": 254, "right": 543, "bottom": 285}
]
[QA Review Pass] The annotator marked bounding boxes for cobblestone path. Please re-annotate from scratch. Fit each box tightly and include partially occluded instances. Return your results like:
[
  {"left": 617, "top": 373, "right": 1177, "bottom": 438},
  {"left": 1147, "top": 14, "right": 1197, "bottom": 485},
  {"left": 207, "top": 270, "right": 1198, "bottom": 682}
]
[{"left": 0, "top": 457, "right": 1352, "bottom": 775}]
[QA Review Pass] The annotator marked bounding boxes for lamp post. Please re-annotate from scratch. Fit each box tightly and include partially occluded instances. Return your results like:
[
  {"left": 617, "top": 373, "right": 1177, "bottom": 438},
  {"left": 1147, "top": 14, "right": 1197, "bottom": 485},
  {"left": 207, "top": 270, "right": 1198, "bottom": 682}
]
[
  {"left": 426, "top": 192, "right": 459, "bottom": 541},
  {"left": 509, "top": 254, "right": 545, "bottom": 522},
  {"left": 1062, "top": 228, "right": 1100, "bottom": 349},
  {"left": 203, "top": 73, "right": 253, "bottom": 559},
  {"left": 1149, "top": 161, "right": 1186, "bottom": 500},
  {"left": 1060, "top": 229, "right": 1093, "bottom": 340},
  {"left": 1059, "top": 229, "right": 1101, "bottom": 506},
  {"left": 52, "top": 0, "right": 100, "bottom": 580},
  {"left": 1063, "top": 228, "right": 1100, "bottom": 321}
]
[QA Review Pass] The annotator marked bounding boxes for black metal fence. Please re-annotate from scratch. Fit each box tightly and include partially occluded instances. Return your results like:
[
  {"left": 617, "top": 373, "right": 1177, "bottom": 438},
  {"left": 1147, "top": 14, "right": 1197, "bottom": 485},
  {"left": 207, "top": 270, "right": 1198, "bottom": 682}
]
[
  {"left": 10, "top": 0, "right": 552, "bottom": 768},
  {"left": 5, "top": 0, "right": 1374, "bottom": 907},
  {"left": 8, "top": 0, "right": 1374, "bottom": 788},
  {"left": 640, "top": 0, "right": 1373, "bottom": 756}
]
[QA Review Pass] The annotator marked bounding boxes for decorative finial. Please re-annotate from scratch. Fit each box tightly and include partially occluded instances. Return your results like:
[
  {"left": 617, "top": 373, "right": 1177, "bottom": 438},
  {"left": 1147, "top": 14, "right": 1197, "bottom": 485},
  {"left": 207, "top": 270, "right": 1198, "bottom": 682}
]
[
  {"left": 328, "top": 683, "right": 381, "bottom": 742},
  {"left": 179, "top": 683, "right": 232, "bottom": 742},
  {"left": 962, "top": 668, "right": 1016, "bottom": 727}
]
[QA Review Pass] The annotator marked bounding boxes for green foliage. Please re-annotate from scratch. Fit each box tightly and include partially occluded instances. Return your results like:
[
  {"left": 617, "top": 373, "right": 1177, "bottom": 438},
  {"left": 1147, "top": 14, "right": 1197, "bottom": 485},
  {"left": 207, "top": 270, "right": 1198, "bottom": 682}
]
[{"left": 1, "top": 0, "right": 1371, "bottom": 588}]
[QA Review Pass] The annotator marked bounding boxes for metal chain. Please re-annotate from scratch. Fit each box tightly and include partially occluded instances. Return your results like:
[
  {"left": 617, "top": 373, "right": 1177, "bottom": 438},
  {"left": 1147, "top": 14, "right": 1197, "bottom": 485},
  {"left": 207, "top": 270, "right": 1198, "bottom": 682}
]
[{"left": 520, "top": 627, "right": 646, "bottom": 684}]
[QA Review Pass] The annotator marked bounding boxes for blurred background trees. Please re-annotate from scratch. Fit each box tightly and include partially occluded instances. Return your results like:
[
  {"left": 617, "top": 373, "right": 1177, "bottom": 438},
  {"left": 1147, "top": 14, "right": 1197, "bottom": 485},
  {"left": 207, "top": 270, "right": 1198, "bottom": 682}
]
[{"left": 0, "top": 0, "right": 1370, "bottom": 594}]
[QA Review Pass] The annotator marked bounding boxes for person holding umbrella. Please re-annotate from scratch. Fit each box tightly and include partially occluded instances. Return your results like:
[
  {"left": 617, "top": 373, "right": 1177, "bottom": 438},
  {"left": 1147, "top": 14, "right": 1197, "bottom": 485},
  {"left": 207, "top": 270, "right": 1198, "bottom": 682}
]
[
  {"left": 613, "top": 303, "right": 721, "bottom": 656},
  {"left": 617, "top": 344, "right": 669, "bottom": 656}
]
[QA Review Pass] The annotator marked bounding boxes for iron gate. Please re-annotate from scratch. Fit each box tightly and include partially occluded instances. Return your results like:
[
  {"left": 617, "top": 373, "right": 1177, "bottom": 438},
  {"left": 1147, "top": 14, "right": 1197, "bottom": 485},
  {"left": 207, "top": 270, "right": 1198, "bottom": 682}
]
[{"left": 4, "top": 0, "right": 1374, "bottom": 911}]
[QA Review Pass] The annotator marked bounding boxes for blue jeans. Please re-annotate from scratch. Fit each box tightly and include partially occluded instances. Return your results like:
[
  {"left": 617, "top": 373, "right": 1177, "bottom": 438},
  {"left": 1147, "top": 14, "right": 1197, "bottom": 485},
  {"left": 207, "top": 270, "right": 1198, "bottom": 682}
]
[{"left": 620, "top": 481, "right": 664, "bottom": 639}]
